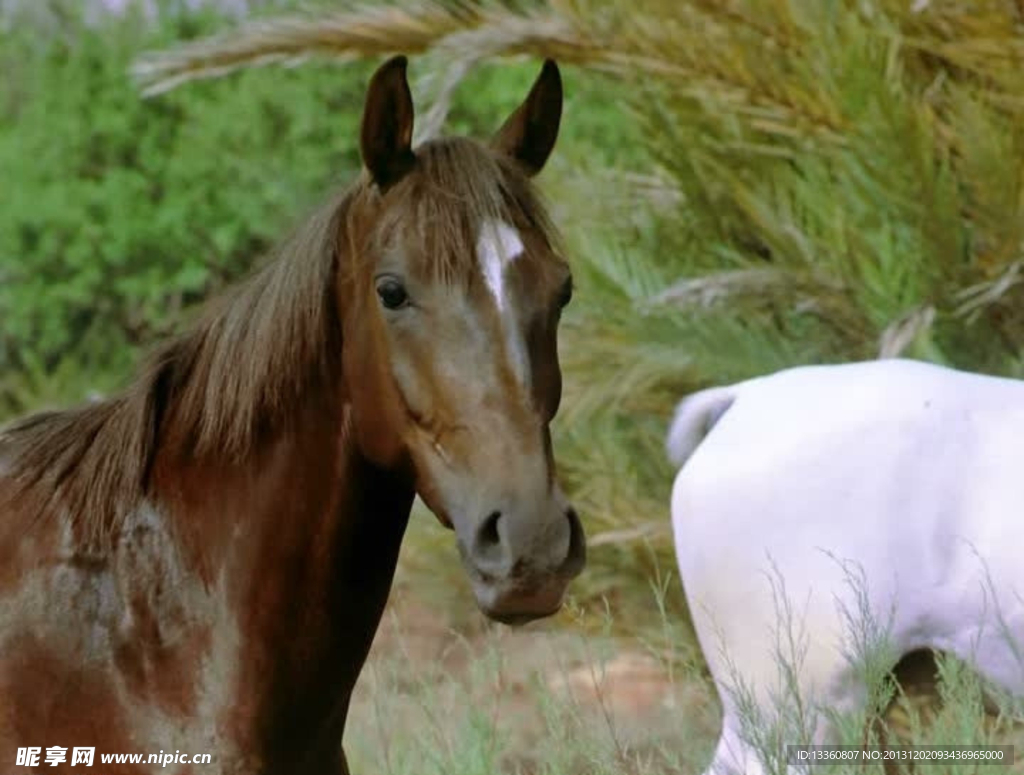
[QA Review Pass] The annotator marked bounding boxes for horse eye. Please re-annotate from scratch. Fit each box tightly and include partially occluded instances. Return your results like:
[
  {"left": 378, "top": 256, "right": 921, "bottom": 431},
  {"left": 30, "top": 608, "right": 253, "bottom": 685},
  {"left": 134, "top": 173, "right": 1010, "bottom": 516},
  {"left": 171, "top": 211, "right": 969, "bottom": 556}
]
[
  {"left": 376, "top": 278, "right": 409, "bottom": 310},
  {"left": 558, "top": 277, "right": 573, "bottom": 309}
]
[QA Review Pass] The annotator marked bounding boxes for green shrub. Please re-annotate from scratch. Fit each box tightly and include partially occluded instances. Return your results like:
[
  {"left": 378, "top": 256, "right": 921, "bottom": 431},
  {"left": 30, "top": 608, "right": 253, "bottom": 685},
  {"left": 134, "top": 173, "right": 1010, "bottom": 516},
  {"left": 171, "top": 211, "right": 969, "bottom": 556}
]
[{"left": 0, "top": 4, "right": 372, "bottom": 414}]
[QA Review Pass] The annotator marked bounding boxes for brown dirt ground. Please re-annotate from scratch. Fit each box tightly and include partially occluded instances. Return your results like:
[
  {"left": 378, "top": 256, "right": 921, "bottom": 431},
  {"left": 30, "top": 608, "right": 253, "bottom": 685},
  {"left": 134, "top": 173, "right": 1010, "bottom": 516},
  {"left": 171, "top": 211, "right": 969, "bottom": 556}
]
[
  {"left": 346, "top": 580, "right": 721, "bottom": 773},
  {"left": 347, "top": 578, "right": 1024, "bottom": 774}
]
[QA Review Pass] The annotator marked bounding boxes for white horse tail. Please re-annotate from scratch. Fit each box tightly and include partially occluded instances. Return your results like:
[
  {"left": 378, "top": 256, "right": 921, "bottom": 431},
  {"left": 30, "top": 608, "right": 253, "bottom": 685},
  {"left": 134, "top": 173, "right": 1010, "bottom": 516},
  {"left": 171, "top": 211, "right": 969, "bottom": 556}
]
[{"left": 665, "top": 386, "right": 737, "bottom": 468}]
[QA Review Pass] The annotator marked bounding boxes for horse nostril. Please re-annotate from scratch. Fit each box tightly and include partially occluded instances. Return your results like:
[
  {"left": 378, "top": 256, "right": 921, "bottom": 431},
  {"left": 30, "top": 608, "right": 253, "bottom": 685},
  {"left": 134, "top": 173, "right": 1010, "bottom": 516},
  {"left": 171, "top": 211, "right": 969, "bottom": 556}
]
[
  {"left": 469, "top": 510, "right": 506, "bottom": 572},
  {"left": 562, "top": 506, "right": 586, "bottom": 574},
  {"left": 481, "top": 510, "right": 502, "bottom": 547}
]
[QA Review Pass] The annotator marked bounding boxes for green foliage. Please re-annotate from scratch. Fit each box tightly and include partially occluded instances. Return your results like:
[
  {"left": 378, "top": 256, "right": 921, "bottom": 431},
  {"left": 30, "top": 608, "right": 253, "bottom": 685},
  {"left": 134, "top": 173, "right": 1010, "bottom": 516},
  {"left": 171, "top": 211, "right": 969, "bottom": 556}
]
[
  {"left": 610, "top": 2, "right": 1024, "bottom": 372},
  {"left": 0, "top": 4, "right": 372, "bottom": 412}
]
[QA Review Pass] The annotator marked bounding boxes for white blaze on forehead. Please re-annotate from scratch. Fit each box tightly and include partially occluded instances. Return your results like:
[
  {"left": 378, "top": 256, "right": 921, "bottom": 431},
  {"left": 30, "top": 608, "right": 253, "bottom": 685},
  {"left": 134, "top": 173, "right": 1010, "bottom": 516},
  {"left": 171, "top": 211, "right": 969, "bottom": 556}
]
[
  {"left": 477, "top": 219, "right": 525, "bottom": 311},
  {"left": 476, "top": 218, "right": 531, "bottom": 386}
]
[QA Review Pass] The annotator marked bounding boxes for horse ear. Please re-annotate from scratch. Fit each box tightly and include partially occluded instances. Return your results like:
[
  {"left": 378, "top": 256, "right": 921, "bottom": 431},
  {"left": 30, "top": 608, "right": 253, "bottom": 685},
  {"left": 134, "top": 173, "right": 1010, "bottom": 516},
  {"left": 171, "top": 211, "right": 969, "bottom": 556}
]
[
  {"left": 361, "top": 55, "right": 416, "bottom": 189},
  {"left": 491, "top": 59, "right": 563, "bottom": 177}
]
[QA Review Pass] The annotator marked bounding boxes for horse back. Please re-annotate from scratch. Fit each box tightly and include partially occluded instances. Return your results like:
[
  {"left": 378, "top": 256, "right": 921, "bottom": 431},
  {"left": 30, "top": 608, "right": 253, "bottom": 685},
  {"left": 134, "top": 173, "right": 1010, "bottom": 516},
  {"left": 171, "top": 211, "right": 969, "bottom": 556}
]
[{"left": 669, "top": 358, "right": 1024, "bottom": 657}]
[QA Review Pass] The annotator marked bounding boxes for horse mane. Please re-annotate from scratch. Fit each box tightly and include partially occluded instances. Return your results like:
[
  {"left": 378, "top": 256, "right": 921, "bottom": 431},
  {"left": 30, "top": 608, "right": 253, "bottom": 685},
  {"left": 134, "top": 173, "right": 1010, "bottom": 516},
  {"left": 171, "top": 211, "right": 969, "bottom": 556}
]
[
  {"left": 0, "top": 189, "right": 345, "bottom": 552},
  {"left": 0, "top": 136, "right": 560, "bottom": 554}
]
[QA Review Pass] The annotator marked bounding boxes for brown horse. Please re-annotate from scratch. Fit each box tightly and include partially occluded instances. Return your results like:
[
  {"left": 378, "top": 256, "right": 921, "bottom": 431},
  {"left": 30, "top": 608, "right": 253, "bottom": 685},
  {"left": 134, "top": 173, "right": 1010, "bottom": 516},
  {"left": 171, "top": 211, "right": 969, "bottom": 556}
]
[{"left": 0, "top": 56, "right": 584, "bottom": 774}]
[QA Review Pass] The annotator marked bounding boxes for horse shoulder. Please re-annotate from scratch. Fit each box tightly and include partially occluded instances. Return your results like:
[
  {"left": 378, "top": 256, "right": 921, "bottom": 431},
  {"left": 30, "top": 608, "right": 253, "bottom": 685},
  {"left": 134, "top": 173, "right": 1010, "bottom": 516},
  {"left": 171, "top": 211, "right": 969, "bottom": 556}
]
[{"left": 0, "top": 495, "right": 237, "bottom": 752}]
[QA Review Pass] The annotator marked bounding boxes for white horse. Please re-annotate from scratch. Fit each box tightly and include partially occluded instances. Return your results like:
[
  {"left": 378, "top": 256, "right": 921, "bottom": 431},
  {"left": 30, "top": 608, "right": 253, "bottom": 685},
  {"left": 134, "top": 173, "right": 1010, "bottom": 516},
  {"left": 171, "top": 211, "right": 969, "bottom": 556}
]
[{"left": 667, "top": 358, "right": 1024, "bottom": 775}]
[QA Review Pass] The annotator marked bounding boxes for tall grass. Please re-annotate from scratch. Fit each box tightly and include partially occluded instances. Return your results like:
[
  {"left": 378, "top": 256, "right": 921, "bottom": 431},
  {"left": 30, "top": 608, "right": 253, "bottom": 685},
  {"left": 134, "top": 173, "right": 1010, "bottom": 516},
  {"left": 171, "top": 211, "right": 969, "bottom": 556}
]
[{"left": 349, "top": 573, "right": 1024, "bottom": 775}]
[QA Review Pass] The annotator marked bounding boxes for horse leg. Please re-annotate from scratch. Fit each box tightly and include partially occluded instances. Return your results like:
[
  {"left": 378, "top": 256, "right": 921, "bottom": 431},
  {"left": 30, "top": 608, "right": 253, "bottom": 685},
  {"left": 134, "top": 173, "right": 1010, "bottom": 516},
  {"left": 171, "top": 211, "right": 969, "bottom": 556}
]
[
  {"left": 703, "top": 680, "right": 871, "bottom": 775},
  {"left": 701, "top": 706, "right": 768, "bottom": 775},
  {"left": 695, "top": 605, "right": 873, "bottom": 775}
]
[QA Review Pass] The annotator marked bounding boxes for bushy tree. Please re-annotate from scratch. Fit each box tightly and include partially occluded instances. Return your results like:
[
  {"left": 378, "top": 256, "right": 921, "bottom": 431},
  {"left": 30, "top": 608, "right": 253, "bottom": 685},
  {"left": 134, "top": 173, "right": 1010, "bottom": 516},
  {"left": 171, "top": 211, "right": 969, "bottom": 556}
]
[{"left": 0, "top": 3, "right": 371, "bottom": 412}]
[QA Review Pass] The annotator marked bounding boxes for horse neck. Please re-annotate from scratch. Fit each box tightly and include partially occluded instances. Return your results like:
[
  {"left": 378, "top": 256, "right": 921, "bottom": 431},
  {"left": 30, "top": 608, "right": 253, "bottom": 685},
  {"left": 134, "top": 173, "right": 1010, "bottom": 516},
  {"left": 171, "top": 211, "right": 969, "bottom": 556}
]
[{"left": 149, "top": 381, "right": 415, "bottom": 762}]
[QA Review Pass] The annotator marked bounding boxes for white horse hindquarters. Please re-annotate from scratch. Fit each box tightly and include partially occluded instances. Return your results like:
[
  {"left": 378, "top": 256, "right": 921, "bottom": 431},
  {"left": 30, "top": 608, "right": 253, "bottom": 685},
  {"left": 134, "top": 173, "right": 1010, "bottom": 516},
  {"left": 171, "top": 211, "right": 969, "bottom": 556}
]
[
  {"left": 928, "top": 413, "right": 1024, "bottom": 696},
  {"left": 672, "top": 445, "right": 883, "bottom": 757},
  {"left": 668, "top": 359, "right": 1024, "bottom": 775}
]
